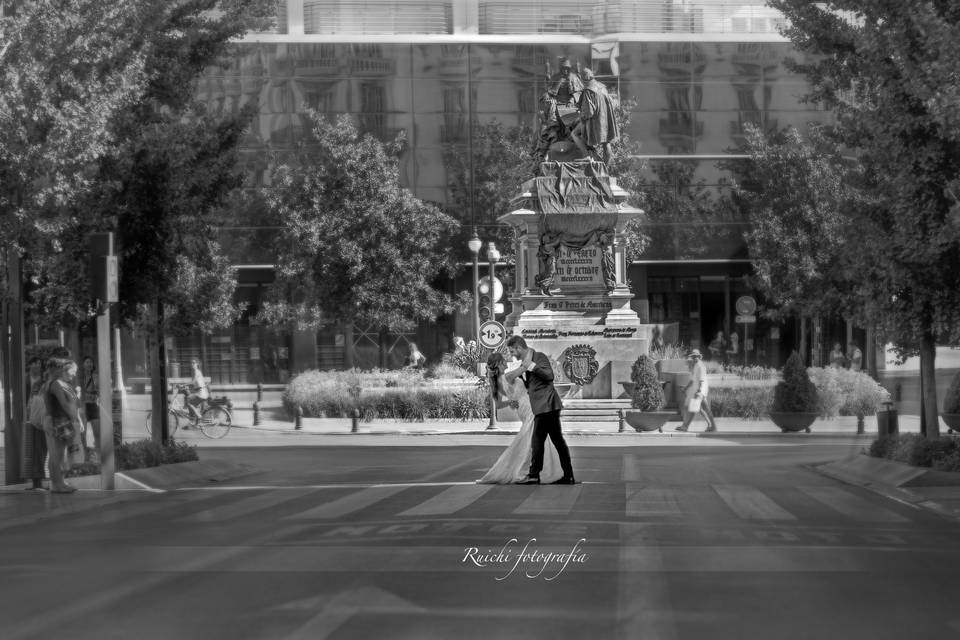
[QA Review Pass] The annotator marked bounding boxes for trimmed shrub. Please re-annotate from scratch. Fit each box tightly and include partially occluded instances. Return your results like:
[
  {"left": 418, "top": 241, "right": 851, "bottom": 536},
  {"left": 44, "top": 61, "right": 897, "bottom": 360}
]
[
  {"left": 772, "top": 352, "right": 818, "bottom": 413},
  {"left": 630, "top": 354, "right": 665, "bottom": 411},
  {"left": 807, "top": 367, "right": 890, "bottom": 418},
  {"left": 944, "top": 371, "right": 960, "bottom": 414}
]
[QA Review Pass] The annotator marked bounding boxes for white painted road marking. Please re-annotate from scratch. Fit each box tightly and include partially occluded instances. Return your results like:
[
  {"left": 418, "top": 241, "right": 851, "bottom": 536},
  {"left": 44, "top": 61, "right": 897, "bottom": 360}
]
[
  {"left": 713, "top": 485, "right": 797, "bottom": 521},
  {"left": 398, "top": 484, "right": 493, "bottom": 516}
]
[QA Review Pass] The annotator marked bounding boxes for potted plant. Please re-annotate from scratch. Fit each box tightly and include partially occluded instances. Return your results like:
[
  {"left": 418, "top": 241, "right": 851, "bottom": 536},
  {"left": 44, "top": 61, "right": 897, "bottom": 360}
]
[
  {"left": 769, "top": 351, "right": 819, "bottom": 433},
  {"left": 943, "top": 371, "right": 960, "bottom": 434},
  {"left": 622, "top": 355, "right": 672, "bottom": 432}
]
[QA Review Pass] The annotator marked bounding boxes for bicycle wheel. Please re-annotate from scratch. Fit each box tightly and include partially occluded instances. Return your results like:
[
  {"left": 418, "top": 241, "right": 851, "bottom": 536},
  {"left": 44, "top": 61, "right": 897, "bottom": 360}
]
[
  {"left": 199, "top": 406, "right": 231, "bottom": 439},
  {"left": 144, "top": 410, "right": 181, "bottom": 437}
]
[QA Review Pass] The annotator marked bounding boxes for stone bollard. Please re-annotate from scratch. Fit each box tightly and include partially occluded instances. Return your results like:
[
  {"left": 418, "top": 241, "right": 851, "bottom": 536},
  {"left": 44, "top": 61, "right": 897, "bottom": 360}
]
[
  {"left": 253, "top": 400, "right": 262, "bottom": 426},
  {"left": 256, "top": 382, "right": 263, "bottom": 403},
  {"left": 351, "top": 408, "right": 360, "bottom": 433},
  {"left": 618, "top": 409, "right": 625, "bottom": 433},
  {"left": 295, "top": 405, "right": 303, "bottom": 430}
]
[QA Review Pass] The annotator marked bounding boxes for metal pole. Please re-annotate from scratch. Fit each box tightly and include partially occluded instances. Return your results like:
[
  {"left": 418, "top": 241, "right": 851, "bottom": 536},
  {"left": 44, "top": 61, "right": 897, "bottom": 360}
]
[
  {"left": 487, "top": 253, "right": 497, "bottom": 430},
  {"left": 472, "top": 250, "right": 480, "bottom": 345}
]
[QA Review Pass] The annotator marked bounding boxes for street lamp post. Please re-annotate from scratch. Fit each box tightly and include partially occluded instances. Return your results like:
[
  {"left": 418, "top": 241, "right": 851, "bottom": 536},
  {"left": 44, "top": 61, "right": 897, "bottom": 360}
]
[
  {"left": 486, "top": 241, "right": 500, "bottom": 430},
  {"left": 468, "top": 228, "right": 482, "bottom": 347}
]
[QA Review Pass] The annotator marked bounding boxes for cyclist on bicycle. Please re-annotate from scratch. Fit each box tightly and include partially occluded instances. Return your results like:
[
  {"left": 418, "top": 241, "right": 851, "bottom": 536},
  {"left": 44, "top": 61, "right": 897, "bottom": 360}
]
[{"left": 186, "top": 358, "right": 209, "bottom": 417}]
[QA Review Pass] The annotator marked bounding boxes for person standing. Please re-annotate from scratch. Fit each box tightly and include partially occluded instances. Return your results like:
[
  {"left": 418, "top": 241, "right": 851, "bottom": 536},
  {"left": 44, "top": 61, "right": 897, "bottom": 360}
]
[
  {"left": 708, "top": 331, "right": 726, "bottom": 362},
  {"left": 506, "top": 335, "right": 575, "bottom": 485},
  {"left": 44, "top": 358, "right": 83, "bottom": 493},
  {"left": 22, "top": 357, "right": 48, "bottom": 490},
  {"left": 829, "top": 343, "right": 846, "bottom": 368},
  {"left": 847, "top": 341, "right": 863, "bottom": 372},
  {"left": 726, "top": 331, "right": 740, "bottom": 366},
  {"left": 676, "top": 349, "right": 717, "bottom": 432},
  {"left": 80, "top": 356, "right": 100, "bottom": 462}
]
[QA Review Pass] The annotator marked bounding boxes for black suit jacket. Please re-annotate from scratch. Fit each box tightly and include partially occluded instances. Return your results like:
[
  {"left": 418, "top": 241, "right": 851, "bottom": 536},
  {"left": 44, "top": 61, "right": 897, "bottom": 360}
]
[{"left": 523, "top": 350, "right": 564, "bottom": 416}]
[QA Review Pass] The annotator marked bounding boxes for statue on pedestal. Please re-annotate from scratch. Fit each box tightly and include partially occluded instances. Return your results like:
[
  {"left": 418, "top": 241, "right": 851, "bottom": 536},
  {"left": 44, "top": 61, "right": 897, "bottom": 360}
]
[{"left": 535, "top": 60, "right": 619, "bottom": 165}]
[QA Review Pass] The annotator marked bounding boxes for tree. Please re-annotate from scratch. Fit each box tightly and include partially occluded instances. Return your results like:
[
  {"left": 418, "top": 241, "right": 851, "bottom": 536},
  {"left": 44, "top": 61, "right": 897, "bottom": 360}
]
[
  {"left": 623, "top": 160, "right": 745, "bottom": 263},
  {"left": 731, "top": 123, "right": 864, "bottom": 322},
  {"left": 767, "top": 0, "right": 960, "bottom": 436},
  {"left": 443, "top": 119, "right": 534, "bottom": 260},
  {"left": 0, "top": 0, "right": 161, "bottom": 281},
  {"left": 262, "top": 112, "right": 462, "bottom": 343},
  {"left": 12, "top": 0, "right": 277, "bottom": 443}
]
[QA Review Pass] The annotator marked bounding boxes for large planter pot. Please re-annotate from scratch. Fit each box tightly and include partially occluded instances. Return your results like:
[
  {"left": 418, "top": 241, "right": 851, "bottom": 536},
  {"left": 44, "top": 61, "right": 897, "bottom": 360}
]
[
  {"left": 622, "top": 410, "right": 674, "bottom": 433},
  {"left": 769, "top": 411, "right": 818, "bottom": 433},
  {"left": 943, "top": 413, "right": 960, "bottom": 434}
]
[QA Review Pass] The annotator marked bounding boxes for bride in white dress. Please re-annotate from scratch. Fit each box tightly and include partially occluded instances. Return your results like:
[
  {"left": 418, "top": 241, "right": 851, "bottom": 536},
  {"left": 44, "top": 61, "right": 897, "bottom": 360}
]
[{"left": 477, "top": 352, "right": 563, "bottom": 484}]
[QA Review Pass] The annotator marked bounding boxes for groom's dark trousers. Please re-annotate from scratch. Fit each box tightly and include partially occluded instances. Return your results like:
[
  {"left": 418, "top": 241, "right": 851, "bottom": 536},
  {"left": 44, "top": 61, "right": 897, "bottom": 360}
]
[{"left": 530, "top": 409, "right": 574, "bottom": 479}]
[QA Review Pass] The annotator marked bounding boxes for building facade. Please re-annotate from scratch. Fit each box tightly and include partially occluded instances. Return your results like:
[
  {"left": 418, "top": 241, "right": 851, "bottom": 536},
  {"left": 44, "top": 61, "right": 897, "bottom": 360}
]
[{"left": 145, "top": 0, "right": 842, "bottom": 384}]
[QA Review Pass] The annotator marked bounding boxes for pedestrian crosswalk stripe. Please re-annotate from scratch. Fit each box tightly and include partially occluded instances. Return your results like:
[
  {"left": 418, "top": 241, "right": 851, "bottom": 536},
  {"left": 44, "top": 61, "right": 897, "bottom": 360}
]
[
  {"left": 512, "top": 485, "right": 583, "bottom": 515},
  {"left": 713, "top": 485, "right": 797, "bottom": 521},
  {"left": 61, "top": 490, "right": 223, "bottom": 528},
  {"left": 397, "top": 484, "right": 493, "bottom": 516},
  {"left": 179, "top": 489, "right": 317, "bottom": 523},
  {"left": 798, "top": 486, "right": 910, "bottom": 523},
  {"left": 284, "top": 485, "right": 409, "bottom": 520},
  {"left": 625, "top": 484, "right": 683, "bottom": 518}
]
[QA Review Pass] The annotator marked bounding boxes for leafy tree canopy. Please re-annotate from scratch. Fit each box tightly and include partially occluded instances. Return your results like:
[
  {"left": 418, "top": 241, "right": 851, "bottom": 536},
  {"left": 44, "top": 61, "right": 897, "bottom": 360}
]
[{"left": 262, "top": 112, "right": 462, "bottom": 333}]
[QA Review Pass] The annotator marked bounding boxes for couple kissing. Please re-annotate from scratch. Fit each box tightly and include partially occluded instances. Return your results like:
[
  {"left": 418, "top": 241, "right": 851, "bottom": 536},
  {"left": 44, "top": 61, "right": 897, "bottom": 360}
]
[{"left": 477, "top": 335, "right": 576, "bottom": 485}]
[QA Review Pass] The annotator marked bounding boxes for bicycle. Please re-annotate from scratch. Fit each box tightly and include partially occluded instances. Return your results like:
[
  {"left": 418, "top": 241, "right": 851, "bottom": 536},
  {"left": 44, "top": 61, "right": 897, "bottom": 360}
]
[{"left": 144, "top": 383, "right": 233, "bottom": 439}]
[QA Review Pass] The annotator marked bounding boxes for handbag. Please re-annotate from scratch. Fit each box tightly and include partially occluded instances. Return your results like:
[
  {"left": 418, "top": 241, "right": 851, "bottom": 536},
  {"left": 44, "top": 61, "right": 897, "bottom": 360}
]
[
  {"left": 53, "top": 419, "right": 75, "bottom": 442},
  {"left": 687, "top": 397, "right": 703, "bottom": 414}
]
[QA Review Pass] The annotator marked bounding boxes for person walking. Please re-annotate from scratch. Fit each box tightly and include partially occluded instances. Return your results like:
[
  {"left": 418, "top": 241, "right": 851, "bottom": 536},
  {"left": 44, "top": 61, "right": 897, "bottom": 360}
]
[
  {"left": 675, "top": 349, "right": 717, "bottom": 432},
  {"left": 506, "top": 335, "right": 575, "bottom": 485}
]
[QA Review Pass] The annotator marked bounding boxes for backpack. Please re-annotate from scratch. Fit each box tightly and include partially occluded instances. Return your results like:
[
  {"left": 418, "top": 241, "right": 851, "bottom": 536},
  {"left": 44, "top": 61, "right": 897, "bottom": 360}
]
[{"left": 27, "top": 391, "right": 47, "bottom": 431}]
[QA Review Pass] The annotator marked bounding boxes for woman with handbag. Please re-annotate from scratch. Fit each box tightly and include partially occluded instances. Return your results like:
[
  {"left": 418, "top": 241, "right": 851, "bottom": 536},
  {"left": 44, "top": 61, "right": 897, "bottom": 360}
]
[
  {"left": 675, "top": 349, "right": 717, "bottom": 433},
  {"left": 43, "top": 358, "right": 84, "bottom": 493}
]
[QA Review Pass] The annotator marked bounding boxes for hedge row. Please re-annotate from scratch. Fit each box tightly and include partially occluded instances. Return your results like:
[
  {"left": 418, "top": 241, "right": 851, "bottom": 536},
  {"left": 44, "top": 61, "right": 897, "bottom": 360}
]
[{"left": 868, "top": 434, "right": 960, "bottom": 472}]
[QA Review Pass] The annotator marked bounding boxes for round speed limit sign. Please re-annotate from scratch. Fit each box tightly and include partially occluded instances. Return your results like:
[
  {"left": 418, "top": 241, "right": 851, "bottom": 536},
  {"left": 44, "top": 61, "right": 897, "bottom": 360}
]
[{"left": 478, "top": 321, "right": 506, "bottom": 349}]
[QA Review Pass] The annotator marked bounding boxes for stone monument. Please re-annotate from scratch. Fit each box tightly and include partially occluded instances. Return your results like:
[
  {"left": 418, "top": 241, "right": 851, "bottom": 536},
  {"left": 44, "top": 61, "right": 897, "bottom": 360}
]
[{"left": 498, "top": 60, "right": 647, "bottom": 399}]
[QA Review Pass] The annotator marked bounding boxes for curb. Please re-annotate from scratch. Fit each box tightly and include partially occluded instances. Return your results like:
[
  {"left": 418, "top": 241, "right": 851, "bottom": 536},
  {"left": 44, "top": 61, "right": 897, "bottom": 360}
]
[{"left": 814, "top": 456, "right": 960, "bottom": 521}]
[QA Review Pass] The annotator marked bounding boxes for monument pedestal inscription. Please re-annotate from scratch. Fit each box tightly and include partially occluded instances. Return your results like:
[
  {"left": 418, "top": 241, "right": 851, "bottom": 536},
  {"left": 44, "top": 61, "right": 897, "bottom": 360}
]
[{"left": 498, "top": 159, "right": 647, "bottom": 399}]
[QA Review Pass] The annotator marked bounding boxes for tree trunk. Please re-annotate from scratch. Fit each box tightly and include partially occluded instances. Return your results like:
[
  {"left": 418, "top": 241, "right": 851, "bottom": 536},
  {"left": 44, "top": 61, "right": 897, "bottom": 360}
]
[
  {"left": 799, "top": 315, "right": 808, "bottom": 365},
  {"left": 148, "top": 299, "right": 170, "bottom": 444},
  {"left": 919, "top": 330, "right": 939, "bottom": 438},
  {"left": 3, "top": 248, "right": 25, "bottom": 485}
]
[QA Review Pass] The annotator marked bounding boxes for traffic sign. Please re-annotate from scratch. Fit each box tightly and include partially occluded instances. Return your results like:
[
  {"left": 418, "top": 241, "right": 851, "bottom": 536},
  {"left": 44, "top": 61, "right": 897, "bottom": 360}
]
[
  {"left": 735, "top": 295, "right": 756, "bottom": 316},
  {"left": 478, "top": 321, "right": 506, "bottom": 349},
  {"left": 735, "top": 315, "right": 756, "bottom": 324}
]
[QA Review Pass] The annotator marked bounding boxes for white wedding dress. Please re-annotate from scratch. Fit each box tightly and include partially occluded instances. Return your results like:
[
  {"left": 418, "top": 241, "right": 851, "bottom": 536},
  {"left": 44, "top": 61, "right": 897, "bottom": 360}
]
[{"left": 477, "top": 376, "right": 563, "bottom": 484}]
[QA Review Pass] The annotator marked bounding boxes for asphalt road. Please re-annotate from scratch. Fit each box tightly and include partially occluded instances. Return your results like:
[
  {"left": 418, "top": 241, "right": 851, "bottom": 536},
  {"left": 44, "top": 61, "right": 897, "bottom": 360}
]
[{"left": 2, "top": 443, "right": 960, "bottom": 640}]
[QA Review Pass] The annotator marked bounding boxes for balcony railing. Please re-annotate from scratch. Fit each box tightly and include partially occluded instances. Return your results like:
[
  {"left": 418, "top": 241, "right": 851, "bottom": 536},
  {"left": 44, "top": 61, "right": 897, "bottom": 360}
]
[
  {"left": 479, "top": 1, "right": 786, "bottom": 35},
  {"left": 303, "top": 0, "right": 453, "bottom": 35}
]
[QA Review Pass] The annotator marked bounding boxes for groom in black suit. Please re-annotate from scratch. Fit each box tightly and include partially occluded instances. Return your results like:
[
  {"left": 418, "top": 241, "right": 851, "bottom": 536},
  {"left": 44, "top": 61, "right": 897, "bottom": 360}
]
[{"left": 506, "top": 335, "right": 576, "bottom": 485}]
